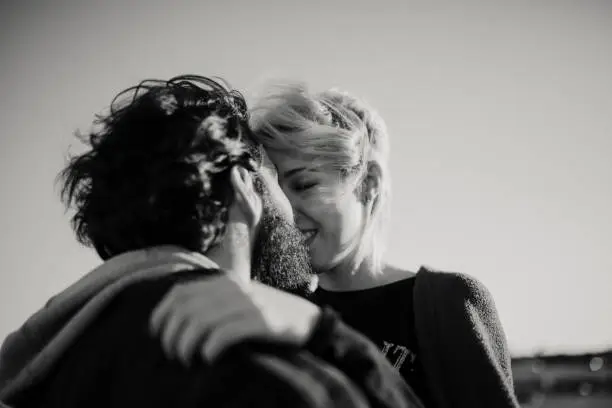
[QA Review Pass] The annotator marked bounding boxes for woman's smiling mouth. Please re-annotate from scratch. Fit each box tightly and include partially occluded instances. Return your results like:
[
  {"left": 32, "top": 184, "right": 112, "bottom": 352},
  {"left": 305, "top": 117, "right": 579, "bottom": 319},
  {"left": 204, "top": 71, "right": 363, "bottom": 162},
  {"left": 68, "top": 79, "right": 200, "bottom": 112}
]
[{"left": 300, "top": 229, "right": 318, "bottom": 246}]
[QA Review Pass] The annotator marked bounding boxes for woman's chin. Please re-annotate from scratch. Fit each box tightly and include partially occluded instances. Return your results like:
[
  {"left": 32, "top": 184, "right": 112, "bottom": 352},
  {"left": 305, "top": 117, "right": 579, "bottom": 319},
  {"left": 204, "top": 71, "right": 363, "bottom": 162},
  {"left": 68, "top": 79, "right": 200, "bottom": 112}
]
[{"left": 309, "top": 255, "right": 336, "bottom": 275}]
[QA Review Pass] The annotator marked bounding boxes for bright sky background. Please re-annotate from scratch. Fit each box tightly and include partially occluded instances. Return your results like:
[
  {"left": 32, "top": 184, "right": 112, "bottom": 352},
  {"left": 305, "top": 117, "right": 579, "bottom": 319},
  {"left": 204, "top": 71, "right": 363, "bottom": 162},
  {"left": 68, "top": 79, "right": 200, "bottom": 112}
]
[{"left": 1, "top": 0, "right": 610, "bottom": 357}]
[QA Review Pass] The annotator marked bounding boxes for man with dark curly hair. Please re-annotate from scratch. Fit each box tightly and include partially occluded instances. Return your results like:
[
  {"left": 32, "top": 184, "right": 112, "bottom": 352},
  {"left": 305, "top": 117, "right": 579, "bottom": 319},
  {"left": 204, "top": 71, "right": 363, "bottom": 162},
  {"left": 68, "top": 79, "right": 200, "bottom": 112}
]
[{"left": 0, "top": 76, "right": 424, "bottom": 408}]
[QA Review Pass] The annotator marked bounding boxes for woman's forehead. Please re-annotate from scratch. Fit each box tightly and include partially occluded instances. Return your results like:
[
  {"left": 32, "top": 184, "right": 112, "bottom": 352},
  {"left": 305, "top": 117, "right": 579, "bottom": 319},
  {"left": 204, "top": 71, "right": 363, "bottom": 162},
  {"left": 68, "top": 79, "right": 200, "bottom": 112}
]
[{"left": 265, "top": 150, "right": 311, "bottom": 174}]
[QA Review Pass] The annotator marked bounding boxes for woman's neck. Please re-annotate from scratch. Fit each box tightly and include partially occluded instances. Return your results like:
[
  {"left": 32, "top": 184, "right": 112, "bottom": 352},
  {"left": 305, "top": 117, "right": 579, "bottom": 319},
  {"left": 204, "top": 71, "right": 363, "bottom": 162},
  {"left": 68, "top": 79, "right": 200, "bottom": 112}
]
[{"left": 316, "top": 258, "right": 414, "bottom": 292}]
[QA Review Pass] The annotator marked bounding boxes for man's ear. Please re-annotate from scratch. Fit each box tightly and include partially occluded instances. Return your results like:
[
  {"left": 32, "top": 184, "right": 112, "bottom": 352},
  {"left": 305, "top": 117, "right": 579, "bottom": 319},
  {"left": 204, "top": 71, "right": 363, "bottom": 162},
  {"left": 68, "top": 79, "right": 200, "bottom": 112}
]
[
  {"left": 360, "top": 161, "right": 382, "bottom": 205},
  {"left": 230, "top": 166, "right": 262, "bottom": 229}
]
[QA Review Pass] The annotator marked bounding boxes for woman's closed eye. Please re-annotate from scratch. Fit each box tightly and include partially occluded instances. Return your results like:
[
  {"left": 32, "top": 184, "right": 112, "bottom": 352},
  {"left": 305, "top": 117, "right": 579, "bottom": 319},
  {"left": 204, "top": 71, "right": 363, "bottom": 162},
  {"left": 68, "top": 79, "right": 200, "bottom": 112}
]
[{"left": 292, "top": 179, "right": 318, "bottom": 192}]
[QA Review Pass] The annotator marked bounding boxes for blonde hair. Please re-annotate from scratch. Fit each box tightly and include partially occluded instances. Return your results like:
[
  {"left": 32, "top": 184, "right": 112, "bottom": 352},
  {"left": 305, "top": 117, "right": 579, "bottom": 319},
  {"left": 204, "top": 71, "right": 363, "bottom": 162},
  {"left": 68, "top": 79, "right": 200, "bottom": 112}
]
[{"left": 249, "top": 81, "right": 391, "bottom": 275}]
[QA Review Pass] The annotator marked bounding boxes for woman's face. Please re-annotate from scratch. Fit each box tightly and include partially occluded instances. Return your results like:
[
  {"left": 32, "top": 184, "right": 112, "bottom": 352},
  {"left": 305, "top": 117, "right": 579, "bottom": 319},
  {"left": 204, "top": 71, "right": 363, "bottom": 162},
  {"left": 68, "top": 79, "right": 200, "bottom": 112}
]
[{"left": 267, "top": 151, "right": 365, "bottom": 272}]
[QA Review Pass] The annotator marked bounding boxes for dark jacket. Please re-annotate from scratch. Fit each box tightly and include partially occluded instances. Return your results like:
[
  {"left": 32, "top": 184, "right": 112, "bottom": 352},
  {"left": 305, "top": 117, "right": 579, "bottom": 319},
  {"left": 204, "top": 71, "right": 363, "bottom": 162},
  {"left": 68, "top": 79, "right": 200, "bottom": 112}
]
[
  {"left": 2, "top": 269, "right": 424, "bottom": 408},
  {"left": 0, "top": 245, "right": 517, "bottom": 408},
  {"left": 414, "top": 267, "right": 519, "bottom": 408}
]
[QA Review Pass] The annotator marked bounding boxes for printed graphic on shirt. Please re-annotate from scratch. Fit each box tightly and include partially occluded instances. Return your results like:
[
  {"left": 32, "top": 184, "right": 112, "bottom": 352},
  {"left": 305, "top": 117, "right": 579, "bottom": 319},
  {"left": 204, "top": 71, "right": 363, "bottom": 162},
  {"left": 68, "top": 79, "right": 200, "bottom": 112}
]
[{"left": 380, "top": 340, "right": 417, "bottom": 371}]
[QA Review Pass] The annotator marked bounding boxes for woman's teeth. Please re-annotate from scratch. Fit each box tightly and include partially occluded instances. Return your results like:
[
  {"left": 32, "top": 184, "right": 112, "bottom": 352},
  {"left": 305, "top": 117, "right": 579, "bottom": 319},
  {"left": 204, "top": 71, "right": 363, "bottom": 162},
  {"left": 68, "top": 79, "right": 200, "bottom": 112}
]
[{"left": 302, "top": 230, "right": 317, "bottom": 243}]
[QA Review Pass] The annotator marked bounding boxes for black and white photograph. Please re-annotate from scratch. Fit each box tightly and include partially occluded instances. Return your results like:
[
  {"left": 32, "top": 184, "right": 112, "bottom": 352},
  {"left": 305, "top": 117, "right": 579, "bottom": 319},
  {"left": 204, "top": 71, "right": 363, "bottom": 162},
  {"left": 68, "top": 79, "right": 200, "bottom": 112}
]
[{"left": 0, "top": 1, "right": 610, "bottom": 407}]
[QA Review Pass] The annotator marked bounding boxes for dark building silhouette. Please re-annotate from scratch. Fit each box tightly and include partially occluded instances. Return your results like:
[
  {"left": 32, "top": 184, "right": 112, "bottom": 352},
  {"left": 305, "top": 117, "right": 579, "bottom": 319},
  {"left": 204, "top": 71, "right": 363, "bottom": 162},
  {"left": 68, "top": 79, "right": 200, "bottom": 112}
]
[{"left": 511, "top": 350, "right": 611, "bottom": 407}]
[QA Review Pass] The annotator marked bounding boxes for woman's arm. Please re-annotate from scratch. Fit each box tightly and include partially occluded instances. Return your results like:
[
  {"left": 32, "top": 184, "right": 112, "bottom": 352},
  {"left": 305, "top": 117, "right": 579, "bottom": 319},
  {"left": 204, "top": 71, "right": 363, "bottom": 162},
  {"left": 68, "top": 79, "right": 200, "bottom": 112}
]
[
  {"left": 151, "top": 275, "right": 425, "bottom": 408},
  {"left": 415, "top": 269, "right": 520, "bottom": 408}
]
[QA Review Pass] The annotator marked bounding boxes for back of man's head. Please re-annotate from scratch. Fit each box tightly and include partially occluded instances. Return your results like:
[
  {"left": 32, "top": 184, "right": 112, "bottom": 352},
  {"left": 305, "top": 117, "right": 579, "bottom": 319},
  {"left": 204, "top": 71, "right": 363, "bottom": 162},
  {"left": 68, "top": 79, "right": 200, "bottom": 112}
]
[{"left": 59, "top": 75, "right": 261, "bottom": 260}]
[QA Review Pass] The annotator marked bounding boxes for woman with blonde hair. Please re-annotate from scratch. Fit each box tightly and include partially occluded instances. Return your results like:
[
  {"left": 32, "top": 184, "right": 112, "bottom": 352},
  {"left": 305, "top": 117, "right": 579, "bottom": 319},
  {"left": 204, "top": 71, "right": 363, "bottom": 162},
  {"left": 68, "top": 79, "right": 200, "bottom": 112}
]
[
  {"left": 152, "top": 81, "right": 520, "bottom": 408},
  {"left": 245, "top": 82, "right": 519, "bottom": 408}
]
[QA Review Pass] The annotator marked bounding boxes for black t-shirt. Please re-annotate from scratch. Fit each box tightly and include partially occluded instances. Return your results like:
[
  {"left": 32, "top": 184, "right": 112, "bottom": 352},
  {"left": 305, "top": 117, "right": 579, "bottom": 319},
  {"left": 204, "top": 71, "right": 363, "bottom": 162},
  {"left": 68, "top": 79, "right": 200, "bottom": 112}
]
[{"left": 312, "top": 277, "right": 433, "bottom": 406}]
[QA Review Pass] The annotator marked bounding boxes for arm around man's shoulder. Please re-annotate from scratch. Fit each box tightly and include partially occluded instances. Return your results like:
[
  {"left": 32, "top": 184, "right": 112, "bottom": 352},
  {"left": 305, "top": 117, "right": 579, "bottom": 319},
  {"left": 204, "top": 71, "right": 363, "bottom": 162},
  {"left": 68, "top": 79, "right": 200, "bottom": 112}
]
[
  {"left": 17, "top": 271, "right": 319, "bottom": 408},
  {"left": 23, "top": 271, "right": 420, "bottom": 408}
]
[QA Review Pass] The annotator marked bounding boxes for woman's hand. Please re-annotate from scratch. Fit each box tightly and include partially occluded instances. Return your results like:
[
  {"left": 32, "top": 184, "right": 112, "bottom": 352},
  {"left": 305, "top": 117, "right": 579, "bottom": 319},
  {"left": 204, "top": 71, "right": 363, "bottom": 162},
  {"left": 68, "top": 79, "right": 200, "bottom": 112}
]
[{"left": 149, "top": 274, "right": 321, "bottom": 365}]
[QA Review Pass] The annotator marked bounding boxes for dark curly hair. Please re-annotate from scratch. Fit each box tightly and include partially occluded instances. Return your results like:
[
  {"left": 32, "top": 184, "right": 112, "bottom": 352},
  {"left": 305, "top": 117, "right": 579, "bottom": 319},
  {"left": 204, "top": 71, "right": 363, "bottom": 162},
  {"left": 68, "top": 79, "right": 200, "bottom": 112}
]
[{"left": 59, "top": 75, "right": 262, "bottom": 260}]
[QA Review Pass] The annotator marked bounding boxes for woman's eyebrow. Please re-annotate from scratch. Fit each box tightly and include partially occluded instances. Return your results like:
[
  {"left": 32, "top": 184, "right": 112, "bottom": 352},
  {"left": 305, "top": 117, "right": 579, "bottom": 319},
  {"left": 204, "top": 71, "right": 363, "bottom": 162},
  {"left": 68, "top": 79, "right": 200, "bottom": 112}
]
[{"left": 283, "top": 167, "right": 306, "bottom": 179}]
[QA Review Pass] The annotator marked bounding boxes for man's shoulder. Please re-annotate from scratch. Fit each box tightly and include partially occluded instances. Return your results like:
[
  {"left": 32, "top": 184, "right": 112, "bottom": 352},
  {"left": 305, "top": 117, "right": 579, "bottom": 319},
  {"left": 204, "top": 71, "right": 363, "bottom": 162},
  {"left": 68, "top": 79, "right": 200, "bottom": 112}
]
[
  {"left": 24, "top": 269, "right": 246, "bottom": 406},
  {"left": 88, "top": 268, "right": 224, "bottom": 360},
  {"left": 105, "top": 268, "right": 222, "bottom": 322},
  {"left": 60, "top": 268, "right": 222, "bottom": 364},
  {"left": 29, "top": 269, "right": 395, "bottom": 408},
  {"left": 115, "top": 268, "right": 219, "bottom": 304}
]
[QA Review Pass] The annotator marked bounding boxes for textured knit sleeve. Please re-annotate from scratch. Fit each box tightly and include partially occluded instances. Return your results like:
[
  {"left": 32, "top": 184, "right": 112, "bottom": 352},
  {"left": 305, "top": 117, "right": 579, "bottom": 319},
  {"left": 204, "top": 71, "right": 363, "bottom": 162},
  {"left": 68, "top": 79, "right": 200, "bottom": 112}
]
[
  {"left": 414, "top": 269, "right": 520, "bottom": 408},
  {"left": 305, "top": 308, "right": 425, "bottom": 408}
]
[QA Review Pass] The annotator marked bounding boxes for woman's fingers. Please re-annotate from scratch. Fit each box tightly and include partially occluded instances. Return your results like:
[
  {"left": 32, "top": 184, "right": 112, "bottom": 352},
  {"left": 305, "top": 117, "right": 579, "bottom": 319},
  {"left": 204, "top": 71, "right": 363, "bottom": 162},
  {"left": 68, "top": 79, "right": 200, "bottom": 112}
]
[
  {"left": 174, "top": 305, "right": 249, "bottom": 365},
  {"left": 159, "top": 299, "right": 250, "bottom": 362},
  {"left": 172, "top": 281, "right": 319, "bottom": 362},
  {"left": 150, "top": 285, "right": 177, "bottom": 335},
  {"left": 161, "top": 310, "right": 187, "bottom": 359},
  {"left": 151, "top": 275, "right": 256, "bottom": 363},
  {"left": 175, "top": 319, "right": 211, "bottom": 366},
  {"left": 150, "top": 276, "right": 246, "bottom": 335},
  {"left": 149, "top": 275, "right": 322, "bottom": 366},
  {"left": 201, "top": 313, "right": 269, "bottom": 362}
]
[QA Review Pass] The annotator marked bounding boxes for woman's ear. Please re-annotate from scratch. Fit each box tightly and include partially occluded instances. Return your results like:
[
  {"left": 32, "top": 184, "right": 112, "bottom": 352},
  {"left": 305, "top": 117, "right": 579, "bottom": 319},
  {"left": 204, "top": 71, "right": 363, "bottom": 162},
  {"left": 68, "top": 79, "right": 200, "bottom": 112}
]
[
  {"left": 361, "top": 161, "right": 382, "bottom": 205},
  {"left": 230, "top": 166, "right": 262, "bottom": 229}
]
